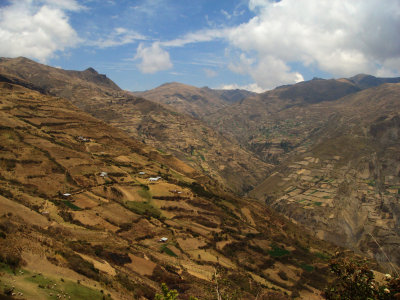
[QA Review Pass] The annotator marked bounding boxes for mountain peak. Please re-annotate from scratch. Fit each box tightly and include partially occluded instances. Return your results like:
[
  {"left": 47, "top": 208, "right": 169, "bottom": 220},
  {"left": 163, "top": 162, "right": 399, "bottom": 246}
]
[{"left": 84, "top": 67, "right": 98, "bottom": 74}]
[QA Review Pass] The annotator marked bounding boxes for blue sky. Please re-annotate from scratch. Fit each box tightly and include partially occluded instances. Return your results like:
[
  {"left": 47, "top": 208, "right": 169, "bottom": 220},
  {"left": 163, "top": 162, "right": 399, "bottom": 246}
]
[{"left": 1, "top": 0, "right": 400, "bottom": 92}]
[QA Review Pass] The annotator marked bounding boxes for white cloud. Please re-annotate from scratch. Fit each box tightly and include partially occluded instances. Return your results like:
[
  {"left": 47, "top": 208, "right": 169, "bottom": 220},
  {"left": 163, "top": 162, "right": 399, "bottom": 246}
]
[
  {"left": 134, "top": 42, "right": 173, "bottom": 74},
  {"left": 156, "top": 0, "right": 400, "bottom": 89},
  {"left": 226, "top": 0, "right": 400, "bottom": 88},
  {"left": 0, "top": 0, "right": 81, "bottom": 62},
  {"left": 232, "top": 55, "right": 304, "bottom": 89},
  {"left": 219, "top": 83, "right": 265, "bottom": 93},
  {"left": 161, "top": 28, "right": 227, "bottom": 47},
  {"left": 221, "top": 9, "right": 231, "bottom": 19},
  {"left": 90, "top": 27, "right": 146, "bottom": 48}
]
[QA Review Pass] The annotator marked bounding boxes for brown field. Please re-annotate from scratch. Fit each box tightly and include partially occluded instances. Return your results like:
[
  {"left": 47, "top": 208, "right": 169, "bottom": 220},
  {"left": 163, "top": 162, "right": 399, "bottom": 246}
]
[{"left": 125, "top": 254, "right": 157, "bottom": 276}]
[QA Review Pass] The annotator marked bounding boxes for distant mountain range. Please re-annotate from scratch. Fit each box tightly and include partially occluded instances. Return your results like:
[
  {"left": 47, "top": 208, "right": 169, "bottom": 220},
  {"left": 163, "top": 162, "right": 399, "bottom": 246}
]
[
  {"left": 135, "top": 71, "right": 400, "bottom": 270},
  {"left": 133, "top": 82, "right": 253, "bottom": 118},
  {"left": 1, "top": 56, "right": 400, "bottom": 298}
]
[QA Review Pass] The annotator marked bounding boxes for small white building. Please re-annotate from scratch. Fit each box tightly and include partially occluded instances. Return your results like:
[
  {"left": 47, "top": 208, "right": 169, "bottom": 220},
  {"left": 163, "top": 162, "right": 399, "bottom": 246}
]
[
  {"left": 139, "top": 171, "right": 146, "bottom": 175},
  {"left": 62, "top": 193, "right": 71, "bottom": 197},
  {"left": 77, "top": 136, "right": 90, "bottom": 142},
  {"left": 100, "top": 172, "right": 108, "bottom": 177},
  {"left": 148, "top": 176, "right": 161, "bottom": 182},
  {"left": 159, "top": 237, "right": 168, "bottom": 242}
]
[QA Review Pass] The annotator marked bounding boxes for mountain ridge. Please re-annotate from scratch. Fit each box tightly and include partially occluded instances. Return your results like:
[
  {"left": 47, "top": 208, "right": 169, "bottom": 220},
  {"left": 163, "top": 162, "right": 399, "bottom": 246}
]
[
  {"left": 0, "top": 57, "right": 272, "bottom": 195},
  {"left": 0, "top": 80, "right": 346, "bottom": 299}
]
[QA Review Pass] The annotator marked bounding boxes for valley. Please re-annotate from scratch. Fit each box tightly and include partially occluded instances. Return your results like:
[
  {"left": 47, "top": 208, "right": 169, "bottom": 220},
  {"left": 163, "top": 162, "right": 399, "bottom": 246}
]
[
  {"left": 1, "top": 57, "right": 400, "bottom": 299},
  {"left": 0, "top": 81, "right": 341, "bottom": 299}
]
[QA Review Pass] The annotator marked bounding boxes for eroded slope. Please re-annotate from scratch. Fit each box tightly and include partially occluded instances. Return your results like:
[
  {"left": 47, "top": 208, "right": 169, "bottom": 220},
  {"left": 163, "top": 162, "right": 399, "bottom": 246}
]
[{"left": 0, "top": 83, "right": 339, "bottom": 299}]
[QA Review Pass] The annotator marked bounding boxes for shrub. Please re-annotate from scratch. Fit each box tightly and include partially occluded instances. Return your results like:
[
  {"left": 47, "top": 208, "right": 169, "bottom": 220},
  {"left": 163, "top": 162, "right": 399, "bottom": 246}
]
[
  {"left": 0, "top": 253, "right": 25, "bottom": 271},
  {"left": 61, "top": 252, "right": 100, "bottom": 281},
  {"left": 155, "top": 283, "right": 179, "bottom": 300},
  {"left": 324, "top": 255, "right": 400, "bottom": 299},
  {"left": 278, "top": 270, "right": 288, "bottom": 281},
  {"left": 268, "top": 244, "right": 290, "bottom": 258}
]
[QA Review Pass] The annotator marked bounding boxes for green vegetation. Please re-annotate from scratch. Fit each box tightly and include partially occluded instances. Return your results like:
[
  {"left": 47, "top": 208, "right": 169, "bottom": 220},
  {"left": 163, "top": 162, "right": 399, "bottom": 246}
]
[
  {"left": 155, "top": 283, "right": 178, "bottom": 300},
  {"left": 62, "top": 200, "right": 82, "bottom": 211},
  {"left": 0, "top": 262, "right": 14, "bottom": 274},
  {"left": 138, "top": 185, "right": 152, "bottom": 201},
  {"left": 0, "top": 253, "right": 25, "bottom": 271},
  {"left": 268, "top": 244, "right": 290, "bottom": 257},
  {"left": 60, "top": 251, "right": 101, "bottom": 281},
  {"left": 63, "top": 281, "right": 110, "bottom": 300},
  {"left": 126, "top": 201, "right": 161, "bottom": 218},
  {"left": 314, "top": 252, "right": 330, "bottom": 260},
  {"left": 157, "top": 148, "right": 166, "bottom": 154},
  {"left": 299, "top": 264, "right": 314, "bottom": 272},
  {"left": 26, "top": 272, "right": 110, "bottom": 300},
  {"left": 314, "top": 201, "right": 323, "bottom": 206},
  {"left": 160, "top": 245, "right": 177, "bottom": 257},
  {"left": 325, "top": 255, "right": 400, "bottom": 299}
]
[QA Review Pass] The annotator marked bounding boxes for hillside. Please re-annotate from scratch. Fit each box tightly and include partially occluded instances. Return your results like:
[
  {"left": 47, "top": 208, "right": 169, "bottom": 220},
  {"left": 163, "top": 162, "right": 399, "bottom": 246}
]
[
  {"left": 205, "top": 76, "right": 400, "bottom": 165},
  {"left": 249, "top": 83, "right": 400, "bottom": 270},
  {"left": 134, "top": 82, "right": 253, "bottom": 118},
  {"left": 0, "top": 57, "right": 271, "bottom": 195},
  {"left": 0, "top": 82, "right": 341, "bottom": 299}
]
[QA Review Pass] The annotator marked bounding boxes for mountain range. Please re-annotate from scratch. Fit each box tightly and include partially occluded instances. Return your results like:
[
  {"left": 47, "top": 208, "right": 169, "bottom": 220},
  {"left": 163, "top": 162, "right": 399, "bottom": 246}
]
[{"left": 0, "top": 56, "right": 399, "bottom": 299}]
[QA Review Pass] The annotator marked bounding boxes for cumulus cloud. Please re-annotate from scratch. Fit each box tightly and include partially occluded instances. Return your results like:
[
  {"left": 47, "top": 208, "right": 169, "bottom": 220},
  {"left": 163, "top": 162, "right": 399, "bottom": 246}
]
[
  {"left": 134, "top": 42, "right": 173, "bottom": 73},
  {"left": 229, "top": 54, "right": 304, "bottom": 89},
  {"left": 226, "top": 0, "right": 400, "bottom": 88},
  {"left": 0, "top": 0, "right": 81, "bottom": 62},
  {"left": 156, "top": 0, "right": 400, "bottom": 89}
]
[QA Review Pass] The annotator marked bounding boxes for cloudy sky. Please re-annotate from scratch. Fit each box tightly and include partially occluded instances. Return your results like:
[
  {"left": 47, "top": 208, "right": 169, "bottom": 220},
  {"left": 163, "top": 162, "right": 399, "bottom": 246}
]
[{"left": 1, "top": 0, "right": 399, "bottom": 92}]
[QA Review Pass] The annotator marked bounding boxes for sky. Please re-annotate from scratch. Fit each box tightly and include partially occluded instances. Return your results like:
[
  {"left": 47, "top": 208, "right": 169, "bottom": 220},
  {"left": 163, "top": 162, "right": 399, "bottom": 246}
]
[{"left": 0, "top": 0, "right": 400, "bottom": 92}]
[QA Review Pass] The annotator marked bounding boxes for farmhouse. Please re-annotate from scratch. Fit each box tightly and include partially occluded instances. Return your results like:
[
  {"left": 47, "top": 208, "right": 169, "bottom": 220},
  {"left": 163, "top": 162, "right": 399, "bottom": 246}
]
[
  {"left": 100, "top": 171, "right": 108, "bottom": 177},
  {"left": 77, "top": 136, "right": 90, "bottom": 142},
  {"left": 159, "top": 237, "right": 168, "bottom": 242},
  {"left": 148, "top": 176, "right": 161, "bottom": 182}
]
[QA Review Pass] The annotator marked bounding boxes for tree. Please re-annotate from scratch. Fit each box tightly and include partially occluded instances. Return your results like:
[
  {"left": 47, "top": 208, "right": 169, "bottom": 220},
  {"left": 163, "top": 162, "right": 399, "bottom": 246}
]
[
  {"left": 324, "top": 254, "right": 400, "bottom": 300},
  {"left": 154, "top": 283, "right": 178, "bottom": 300},
  {"left": 154, "top": 283, "right": 198, "bottom": 300}
]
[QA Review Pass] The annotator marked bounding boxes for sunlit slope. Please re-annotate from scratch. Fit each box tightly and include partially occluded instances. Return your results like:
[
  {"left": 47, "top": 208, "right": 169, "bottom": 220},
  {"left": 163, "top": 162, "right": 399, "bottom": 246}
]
[
  {"left": 0, "top": 57, "right": 271, "bottom": 195},
  {"left": 0, "top": 82, "right": 342, "bottom": 299}
]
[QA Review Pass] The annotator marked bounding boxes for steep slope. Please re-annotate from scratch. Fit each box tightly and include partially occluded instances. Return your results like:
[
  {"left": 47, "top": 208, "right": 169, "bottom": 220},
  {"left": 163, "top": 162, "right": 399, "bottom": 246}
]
[
  {"left": 213, "top": 88, "right": 255, "bottom": 104},
  {"left": 249, "top": 83, "right": 400, "bottom": 271},
  {"left": 0, "top": 57, "right": 271, "bottom": 194},
  {"left": 349, "top": 74, "right": 400, "bottom": 89},
  {"left": 205, "top": 76, "right": 398, "bottom": 165},
  {"left": 0, "top": 82, "right": 341, "bottom": 299},
  {"left": 134, "top": 82, "right": 253, "bottom": 118}
]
